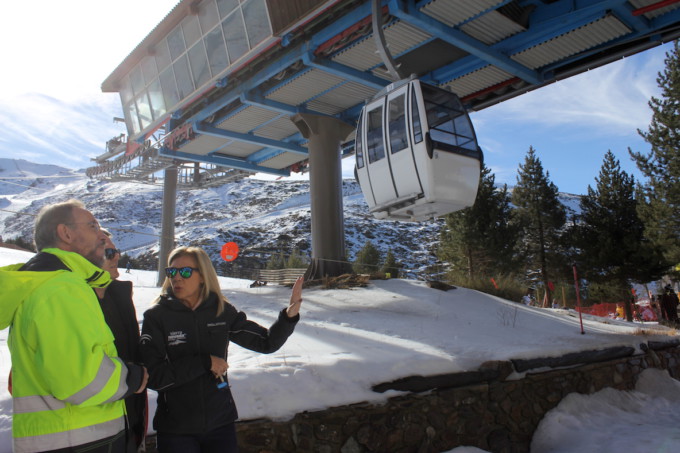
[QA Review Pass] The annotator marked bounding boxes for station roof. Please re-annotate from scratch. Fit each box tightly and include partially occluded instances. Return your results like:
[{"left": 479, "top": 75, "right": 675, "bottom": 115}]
[{"left": 101, "top": 0, "right": 680, "bottom": 177}]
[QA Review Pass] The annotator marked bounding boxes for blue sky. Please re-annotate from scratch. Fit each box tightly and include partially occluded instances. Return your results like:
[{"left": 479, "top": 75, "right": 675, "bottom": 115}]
[{"left": 0, "top": 1, "right": 672, "bottom": 195}]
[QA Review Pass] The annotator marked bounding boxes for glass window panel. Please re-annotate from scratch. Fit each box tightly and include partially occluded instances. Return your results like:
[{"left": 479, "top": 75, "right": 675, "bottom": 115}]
[
  {"left": 126, "top": 102, "right": 141, "bottom": 135},
  {"left": 411, "top": 90, "right": 423, "bottom": 144},
  {"left": 205, "top": 27, "right": 229, "bottom": 77},
  {"left": 216, "top": 0, "right": 238, "bottom": 17},
  {"left": 120, "top": 77, "right": 134, "bottom": 104},
  {"left": 182, "top": 15, "right": 202, "bottom": 47},
  {"left": 367, "top": 106, "right": 385, "bottom": 163},
  {"left": 136, "top": 93, "right": 153, "bottom": 130},
  {"left": 148, "top": 78, "right": 166, "bottom": 119},
  {"left": 167, "top": 26, "right": 186, "bottom": 61},
  {"left": 198, "top": 0, "right": 219, "bottom": 33},
  {"left": 173, "top": 55, "right": 195, "bottom": 100},
  {"left": 223, "top": 10, "right": 248, "bottom": 62},
  {"left": 388, "top": 95, "right": 408, "bottom": 154},
  {"left": 159, "top": 67, "right": 180, "bottom": 110},
  {"left": 188, "top": 41, "right": 211, "bottom": 88},
  {"left": 129, "top": 66, "right": 144, "bottom": 95},
  {"left": 141, "top": 56, "right": 158, "bottom": 84},
  {"left": 242, "top": 0, "right": 270, "bottom": 49},
  {"left": 355, "top": 112, "right": 364, "bottom": 169},
  {"left": 155, "top": 40, "right": 172, "bottom": 72}
]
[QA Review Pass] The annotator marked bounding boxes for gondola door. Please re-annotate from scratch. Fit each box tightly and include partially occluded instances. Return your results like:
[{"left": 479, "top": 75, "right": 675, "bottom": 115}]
[
  {"left": 364, "top": 99, "right": 397, "bottom": 208},
  {"left": 385, "top": 83, "right": 422, "bottom": 202}
]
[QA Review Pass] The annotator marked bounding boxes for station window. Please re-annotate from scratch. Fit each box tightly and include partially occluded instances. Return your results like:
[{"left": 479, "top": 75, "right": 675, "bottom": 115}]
[
  {"left": 155, "top": 40, "right": 172, "bottom": 72},
  {"left": 205, "top": 27, "right": 229, "bottom": 76},
  {"left": 167, "top": 26, "right": 186, "bottom": 61},
  {"left": 243, "top": 0, "right": 269, "bottom": 48},
  {"left": 223, "top": 9, "right": 248, "bottom": 62},
  {"left": 141, "top": 57, "right": 158, "bottom": 85},
  {"left": 198, "top": 0, "right": 219, "bottom": 33},
  {"left": 173, "top": 55, "right": 195, "bottom": 100},
  {"left": 216, "top": 0, "right": 239, "bottom": 18},
  {"left": 188, "top": 40, "right": 211, "bottom": 88},
  {"left": 119, "top": 0, "right": 273, "bottom": 138},
  {"left": 182, "top": 15, "right": 202, "bottom": 48}
]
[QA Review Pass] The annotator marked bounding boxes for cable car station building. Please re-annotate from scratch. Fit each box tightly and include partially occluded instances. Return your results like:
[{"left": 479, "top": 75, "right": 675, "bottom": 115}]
[{"left": 96, "top": 0, "right": 680, "bottom": 279}]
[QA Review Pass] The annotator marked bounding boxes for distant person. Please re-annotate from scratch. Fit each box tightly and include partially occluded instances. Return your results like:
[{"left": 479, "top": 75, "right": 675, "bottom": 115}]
[
  {"left": 97, "top": 230, "right": 148, "bottom": 452},
  {"left": 522, "top": 288, "right": 534, "bottom": 306},
  {"left": 140, "top": 246, "right": 303, "bottom": 453},
  {"left": 0, "top": 199, "right": 148, "bottom": 452},
  {"left": 126, "top": 260, "right": 132, "bottom": 273},
  {"left": 660, "top": 284, "right": 679, "bottom": 324}
]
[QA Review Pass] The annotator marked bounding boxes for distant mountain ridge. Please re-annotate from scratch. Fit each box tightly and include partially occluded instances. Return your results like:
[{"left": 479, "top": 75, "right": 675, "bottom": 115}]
[{"left": 0, "top": 159, "right": 581, "bottom": 279}]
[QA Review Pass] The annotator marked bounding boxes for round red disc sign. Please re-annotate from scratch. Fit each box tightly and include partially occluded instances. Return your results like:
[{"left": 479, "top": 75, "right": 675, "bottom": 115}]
[{"left": 221, "top": 242, "right": 239, "bottom": 261}]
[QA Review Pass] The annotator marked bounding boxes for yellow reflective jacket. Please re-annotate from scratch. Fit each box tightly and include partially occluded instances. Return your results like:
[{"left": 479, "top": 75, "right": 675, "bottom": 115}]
[{"left": 0, "top": 248, "right": 128, "bottom": 453}]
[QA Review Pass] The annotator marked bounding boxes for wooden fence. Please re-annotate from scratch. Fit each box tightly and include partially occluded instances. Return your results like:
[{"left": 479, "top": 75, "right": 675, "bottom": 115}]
[{"left": 256, "top": 268, "right": 307, "bottom": 285}]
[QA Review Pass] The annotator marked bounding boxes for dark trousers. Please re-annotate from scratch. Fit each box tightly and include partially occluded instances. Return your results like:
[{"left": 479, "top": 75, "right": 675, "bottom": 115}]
[
  {"left": 156, "top": 423, "right": 238, "bottom": 453},
  {"left": 43, "top": 430, "right": 126, "bottom": 453}
]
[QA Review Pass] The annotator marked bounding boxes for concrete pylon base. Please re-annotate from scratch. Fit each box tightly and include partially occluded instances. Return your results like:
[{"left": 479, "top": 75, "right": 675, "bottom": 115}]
[{"left": 291, "top": 113, "right": 354, "bottom": 280}]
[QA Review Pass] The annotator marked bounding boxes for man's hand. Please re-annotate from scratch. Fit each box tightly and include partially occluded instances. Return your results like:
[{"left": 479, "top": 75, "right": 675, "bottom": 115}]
[{"left": 135, "top": 367, "right": 148, "bottom": 394}]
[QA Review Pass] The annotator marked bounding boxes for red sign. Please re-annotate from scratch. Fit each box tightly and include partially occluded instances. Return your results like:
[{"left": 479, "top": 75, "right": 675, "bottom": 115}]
[{"left": 221, "top": 242, "right": 239, "bottom": 261}]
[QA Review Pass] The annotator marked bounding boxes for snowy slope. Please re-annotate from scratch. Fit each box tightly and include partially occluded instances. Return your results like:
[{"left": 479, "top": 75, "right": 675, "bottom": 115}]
[{"left": 0, "top": 159, "right": 582, "bottom": 279}]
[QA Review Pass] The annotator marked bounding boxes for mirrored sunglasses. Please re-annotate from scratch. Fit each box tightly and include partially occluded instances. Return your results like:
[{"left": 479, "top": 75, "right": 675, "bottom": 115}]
[
  {"left": 105, "top": 248, "right": 121, "bottom": 260},
  {"left": 165, "top": 266, "right": 199, "bottom": 279}
]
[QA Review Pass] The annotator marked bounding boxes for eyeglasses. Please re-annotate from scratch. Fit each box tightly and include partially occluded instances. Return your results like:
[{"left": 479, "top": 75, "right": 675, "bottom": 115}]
[
  {"left": 165, "top": 267, "right": 199, "bottom": 279},
  {"left": 65, "top": 220, "right": 101, "bottom": 232},
  {"left": 105, "top": 248, "right": 121, "bottom": 260}
]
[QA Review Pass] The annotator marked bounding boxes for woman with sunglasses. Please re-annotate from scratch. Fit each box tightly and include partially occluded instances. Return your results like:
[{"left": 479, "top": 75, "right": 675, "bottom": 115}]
[{"left": 140, "top": 246, "right": 303, "bottom": 453}]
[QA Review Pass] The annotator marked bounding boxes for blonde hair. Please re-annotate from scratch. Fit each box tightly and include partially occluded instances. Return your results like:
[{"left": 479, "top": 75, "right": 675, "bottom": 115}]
[{"left": 158, "top": 246, "right": 229, "bottom": 315}]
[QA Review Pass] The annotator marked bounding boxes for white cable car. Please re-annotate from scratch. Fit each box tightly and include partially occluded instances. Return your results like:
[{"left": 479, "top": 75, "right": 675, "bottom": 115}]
[{"left": 354, "top": 77, "right": 483, "bottom": 221}]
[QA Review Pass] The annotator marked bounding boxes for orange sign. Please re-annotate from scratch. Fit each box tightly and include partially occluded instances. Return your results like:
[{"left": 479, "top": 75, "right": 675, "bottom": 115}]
[{"left": 221, "top": 242, "right": 239, "bottom": 261}]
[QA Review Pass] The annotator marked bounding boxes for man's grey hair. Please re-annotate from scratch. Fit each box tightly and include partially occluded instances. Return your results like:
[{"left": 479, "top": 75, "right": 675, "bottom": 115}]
[{"left": 34, "top": 199, "right": 85, "bottom": 251}]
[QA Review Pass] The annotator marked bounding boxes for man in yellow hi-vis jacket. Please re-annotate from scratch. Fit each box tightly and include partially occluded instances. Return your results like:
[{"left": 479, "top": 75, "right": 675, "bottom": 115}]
[{"left": 0, "top": 200, "right": 148, "bottom": 453}]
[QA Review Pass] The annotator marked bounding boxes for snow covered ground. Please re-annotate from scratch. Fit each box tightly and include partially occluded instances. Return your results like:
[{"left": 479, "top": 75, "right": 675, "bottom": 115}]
[{"left": 0, "top": 247, "right": 679, "bottom": 452}]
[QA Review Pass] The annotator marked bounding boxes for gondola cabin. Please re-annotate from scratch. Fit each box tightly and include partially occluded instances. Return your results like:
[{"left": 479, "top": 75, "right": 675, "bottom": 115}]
[{"left": 354, "top": 78, "right": 483, "bottom": 221}]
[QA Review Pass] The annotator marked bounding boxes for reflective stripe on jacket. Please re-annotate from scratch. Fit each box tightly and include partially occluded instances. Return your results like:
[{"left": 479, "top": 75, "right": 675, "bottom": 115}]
[{"left": 0, "top": 248, "right": 127, "bottom": 452}]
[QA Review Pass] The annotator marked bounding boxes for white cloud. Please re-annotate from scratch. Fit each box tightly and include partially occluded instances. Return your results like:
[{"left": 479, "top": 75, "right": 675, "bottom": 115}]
[{"left": 477, "top": 44, "right": 670, "bottom": 136}]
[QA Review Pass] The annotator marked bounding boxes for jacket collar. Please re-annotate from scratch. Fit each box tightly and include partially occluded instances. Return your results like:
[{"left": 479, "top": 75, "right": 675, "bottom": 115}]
[{"left": 41, "top": 248, "right": 111, "bottom": 289}]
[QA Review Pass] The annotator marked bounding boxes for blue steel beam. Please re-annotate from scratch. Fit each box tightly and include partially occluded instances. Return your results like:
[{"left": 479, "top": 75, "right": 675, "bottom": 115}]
[
  {"left": 302, "top": 52, "right": 388, "bottom": 89},
  {"left": 159, "top": 147, "right": 290, "bottom": 177},
  {"left": 389, "top": 0, "right": 543, "bottom": 85},
  {"left": 429, "top": 2, "right": 631, "bottom": 85},
  {"left": 193, "top": 122, "right": 308, "bottom": 155}
]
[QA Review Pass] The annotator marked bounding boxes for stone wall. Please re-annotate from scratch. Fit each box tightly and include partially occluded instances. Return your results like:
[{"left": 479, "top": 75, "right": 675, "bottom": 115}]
[{"left": 143, "top": 340, "right": 680, "bottom": 453}]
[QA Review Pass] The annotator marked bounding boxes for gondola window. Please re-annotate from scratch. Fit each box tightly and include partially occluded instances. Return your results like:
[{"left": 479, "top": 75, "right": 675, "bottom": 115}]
[
  {"left": 388, "top": 95, "right": 408, "bottom": 154},
  {"left": 367, "top": 106, "right": 385, "bottom": 163}
]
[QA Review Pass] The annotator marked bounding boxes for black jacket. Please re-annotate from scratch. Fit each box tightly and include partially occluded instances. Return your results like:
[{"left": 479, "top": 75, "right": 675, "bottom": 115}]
[
  {"left": 140, "top": 292, "right": 299, "bottom": 434},
  {"left": 97, "top": 280, "right": 148, "bottom": 450}
]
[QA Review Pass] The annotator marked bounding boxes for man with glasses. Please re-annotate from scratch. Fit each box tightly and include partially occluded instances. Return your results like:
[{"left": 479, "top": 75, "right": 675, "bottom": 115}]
[
  {"left": 0, "top": 199, "right": 148, "bottom": 453},
  {"left": 96, "top": 229, "right": 148, "bottom": 452}
]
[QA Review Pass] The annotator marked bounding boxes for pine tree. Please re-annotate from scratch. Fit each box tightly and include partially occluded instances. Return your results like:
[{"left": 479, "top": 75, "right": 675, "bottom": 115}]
[
  {"left": 629, "top": 42, "right": 680, "bottom": 276},
  {"left": 512, "top": 147, "right": 566, "bottom": 304},
  {"left": 266, "top": 250, "right": 286, "bottom": 269},
  {"left": 286, "top": 248, "right": 308, "bottom": 269},
  {"left": 438, "top": 164, "right": 519, "bottom": 280},
  {"left": 354, "top": 240, "right": 381, "bottom": 274},
  {"left": 381, "top": 249, "right": 401, "bottom": 278},
  {"left": 573, "top": 151, "right": 667, "bottom": 320}
]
